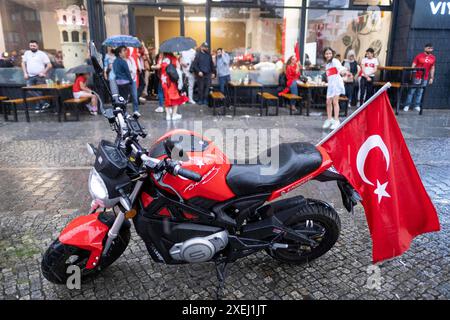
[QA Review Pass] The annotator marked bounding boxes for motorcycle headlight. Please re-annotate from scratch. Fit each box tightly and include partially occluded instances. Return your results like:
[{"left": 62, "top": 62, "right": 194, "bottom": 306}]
[{"left": 88, "top": 169, "right": 108, "bottom": 201}]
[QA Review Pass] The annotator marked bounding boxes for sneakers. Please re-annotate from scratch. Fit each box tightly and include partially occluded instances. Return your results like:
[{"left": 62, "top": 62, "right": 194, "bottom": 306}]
[
  {"left": 172, "top": 113, "right": 182, "bottom": 121},
  {"left": 322, "top": 119, "right": 333, "bottom": 129},
  {"left": 41, "top": 102, "right": 51, "bottom": 110},
  {"left": 133, "top": 111, "right": 141, "bottom": 117},
  {"left": 90, "top": 111, "right": 98, "bottom": 116},
  {"left": 403, "top": 106, "right": 410, "bottom": 112},
  {"left": 165, "top": 108, "right": 172, "bottom": 121},
  {"left": 414, "top": 106, "right": 421, "bottom": 112},
  {"left": 155, "top": 106, "right": 164, "bottom": 113},
  {"left": 330, "top": 119, "right": 341, "bottom": 130},
  {"left": 189, "top": 99, "right": 197, "bottom": 105},
  {"left": 139, "top": 97, "right": 146, "bottom": 103}
]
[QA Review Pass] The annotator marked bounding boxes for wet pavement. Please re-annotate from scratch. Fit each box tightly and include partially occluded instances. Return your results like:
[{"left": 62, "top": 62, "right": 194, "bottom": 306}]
[{"left": 0, "top": 102, "right": 449, "bottom": 300}]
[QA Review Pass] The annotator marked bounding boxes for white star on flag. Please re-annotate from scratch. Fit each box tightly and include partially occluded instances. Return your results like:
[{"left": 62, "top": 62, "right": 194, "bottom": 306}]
[
  {"left": 161, "top": 74, "right": 167, "bottom": 84},
  {"left": 195, "top": 160, "right": 205, "bottom": 169},
  {"left": 374, "top": 180, "right": 391, "bottom": 204}
]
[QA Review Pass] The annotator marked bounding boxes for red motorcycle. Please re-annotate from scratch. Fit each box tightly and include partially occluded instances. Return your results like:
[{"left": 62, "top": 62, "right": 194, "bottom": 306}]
[{"left": 41, "top": 48, "right": 360, "bottom": 295}]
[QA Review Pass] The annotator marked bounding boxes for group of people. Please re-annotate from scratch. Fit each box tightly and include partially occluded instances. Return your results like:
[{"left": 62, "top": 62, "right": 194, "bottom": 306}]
[{"left": 281, "top": 43, "right": 436, "bottom": 130}]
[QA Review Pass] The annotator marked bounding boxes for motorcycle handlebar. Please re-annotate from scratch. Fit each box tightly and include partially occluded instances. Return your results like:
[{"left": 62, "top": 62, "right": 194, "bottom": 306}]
[{"left": 175, "top": 167, "right": 203, "bottom": 182}]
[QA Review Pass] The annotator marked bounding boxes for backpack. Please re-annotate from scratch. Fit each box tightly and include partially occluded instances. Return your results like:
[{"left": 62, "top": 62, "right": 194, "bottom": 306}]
[{"left": 166, "top": 63, "right": 179, "bottom": 82}]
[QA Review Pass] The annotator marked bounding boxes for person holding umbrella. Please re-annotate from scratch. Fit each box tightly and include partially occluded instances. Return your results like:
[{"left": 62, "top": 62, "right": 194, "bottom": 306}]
[{"left": 160, "top": 52, "right": 188, "bottom": 121}]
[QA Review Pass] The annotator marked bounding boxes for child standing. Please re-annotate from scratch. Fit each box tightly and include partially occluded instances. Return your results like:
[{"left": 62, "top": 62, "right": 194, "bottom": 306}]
[
  {"left": 359, "top": 48, "right": 379, "bottom": 105},
  {"left": 72, "top": 73, "right": 98, "bottom": 115},
  {"left": 323, "top": 47, "right": 346, "bottom": 130},
  {"left": 160, "top": 53, "right": 188, "bottom": 121}
]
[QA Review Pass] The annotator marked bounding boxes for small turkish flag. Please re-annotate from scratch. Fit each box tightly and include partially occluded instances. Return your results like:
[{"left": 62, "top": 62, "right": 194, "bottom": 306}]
[{"left": 321, "top": 91, "right": 440, "bottom": 263}]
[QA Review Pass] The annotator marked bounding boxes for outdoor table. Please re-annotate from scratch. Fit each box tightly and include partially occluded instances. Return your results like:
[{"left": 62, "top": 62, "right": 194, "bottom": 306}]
[
  {"left": 22, "top": 83, "right": 73, "bottom": 122},
  {"left": 376, "top": 66, "right": 426, "bottom": 115},
  {"left": 228, "top": 81, "right": 263, "bottom": 116},
  {"left": 297, "top": 82, "right": 328, "bottom": 116}
]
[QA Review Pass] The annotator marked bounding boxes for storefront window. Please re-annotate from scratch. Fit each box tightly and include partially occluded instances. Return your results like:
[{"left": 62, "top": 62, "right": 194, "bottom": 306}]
[
  {"left": 305, "top": 8, "right": 392, "bottom": 67},
  {"left": 211, "top": 6, "right": 301, "bottom": 85},
  {"left": 104, "top": 4, "right": 129, "bottom": 38},
  {"left": 184, "top": 6, "right": 206, "bottom": 45},
  {"left": 133, "top": 6, "right": 181, "bottom": 48},
  {"left": 0, "top": 0, "right": 89, "bottom": 75}
]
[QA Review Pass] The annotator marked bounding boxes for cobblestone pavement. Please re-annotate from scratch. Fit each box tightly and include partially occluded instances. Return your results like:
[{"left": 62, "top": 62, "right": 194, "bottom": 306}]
[{"left": 0, "top": 103, "right": 449, "bottom": 300}]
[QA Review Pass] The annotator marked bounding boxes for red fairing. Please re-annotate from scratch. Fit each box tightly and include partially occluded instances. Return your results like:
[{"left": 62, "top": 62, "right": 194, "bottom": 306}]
[
  {"left": 58, "top": 212, "right": 109, "bottom": 269},
  {"left": 150, "top": 130, "right": 236, "bottom": 202},
  {"left": 268, "top": 146, "right": 333, "bottom": 201}
]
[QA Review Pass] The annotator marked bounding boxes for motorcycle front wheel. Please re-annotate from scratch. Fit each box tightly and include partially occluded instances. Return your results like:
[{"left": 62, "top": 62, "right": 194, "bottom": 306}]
[
  {"left": 41, "top": 226, "right": 130, "bottom": 284},
  {"left": 266, "top": 199, "right": 341, "bottom": 265}
]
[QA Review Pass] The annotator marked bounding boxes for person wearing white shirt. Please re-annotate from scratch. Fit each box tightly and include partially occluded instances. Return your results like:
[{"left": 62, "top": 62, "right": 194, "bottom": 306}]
[
  {"left": 126, "top": 50, "right": 140, "bottom": 114},
  {"left": 21, "top": 40, "right": 52, "bottom": 112},
  {"left": 359, "top": 48, "right": 379, "bottom": 105},
  {"left": 180, "top": 48, "right": 197, "bottom": 104}
]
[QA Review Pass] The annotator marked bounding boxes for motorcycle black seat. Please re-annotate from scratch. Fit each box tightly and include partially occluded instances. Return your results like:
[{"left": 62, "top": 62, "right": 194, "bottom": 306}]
[{"left": 226, "top": 143, "right": 322, "bottom": 196}]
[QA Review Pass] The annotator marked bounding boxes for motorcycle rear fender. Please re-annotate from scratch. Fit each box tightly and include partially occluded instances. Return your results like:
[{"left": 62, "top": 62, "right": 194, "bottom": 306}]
[{"left": 58, "top": 212, "right": 109, "bottom": 269}]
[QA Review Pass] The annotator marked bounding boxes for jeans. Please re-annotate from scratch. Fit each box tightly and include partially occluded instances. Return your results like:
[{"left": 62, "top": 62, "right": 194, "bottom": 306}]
[
  {"left": 26, "top": 76, "right": 47, "bottom": 109},
  {"left": 130, "top": 80, "right": 139, "bottom": 112},
  {"left": 405, "top": 79, "right": 428, "bottom": 108},
  {"left": 219, "top": 75, "right": 230, "bottom": 95},
  {"left": 289, "top": 81, "right": 299, "bottom": 106},
  {"left": 197, "top": 73, "right": 212, "bottom": 104},
  {"left": 360, "top": 76, "right": 374, "bottom": 104},
  {"left": 185, "top": 72, "right": 196, "bottom": 101},
  {"left": 157, "top": 82, "right": 164, "bottom": 107}
]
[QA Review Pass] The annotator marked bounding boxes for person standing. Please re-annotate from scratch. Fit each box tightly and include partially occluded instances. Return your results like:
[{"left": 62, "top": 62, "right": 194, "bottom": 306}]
[
  {"left": 404, "top": 43, "right": 436, "bottom": 112},
  {"left": 322, "top": 47, "right": 346, "bottom": 130},
  {"left": 113, "top": 46, "right": 134, "bottom": 110},
  {"left": 21, "top": 40, "right": 52, "bottom": 112},
  {"left": 343, "top": 50, "right": 360, "bottom": 107},
  {"left": 160, "top": 53, "right": 188, "bottom": 121},
  {"left": 151, "top": 52, "right": 165, "bottom": 113},
  {"left": 126, "top": 48, "right": 140, "bottom": 116},
  {"left": 215, "top": 48, "right": 231, "bottom": 96},
  {"left": 191, "top": 42, "right": 215, "bottom": 105},
  {"left": 180, "top": 47, "right": 197, "bottom": 104},
  {"left": 359, "top": 48, "right": 379, "bottom": 105}
]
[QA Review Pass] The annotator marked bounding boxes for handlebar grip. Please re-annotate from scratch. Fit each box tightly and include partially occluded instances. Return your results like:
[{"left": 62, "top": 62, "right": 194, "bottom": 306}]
[{"left": 177, "top": 167, "right": 202, "bottom": 182}]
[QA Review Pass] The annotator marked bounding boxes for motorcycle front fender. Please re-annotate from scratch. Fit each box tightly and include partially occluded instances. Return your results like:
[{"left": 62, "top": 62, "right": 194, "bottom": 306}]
[{"left": 58, "top": 212, "right": 109, "bottom": 269}]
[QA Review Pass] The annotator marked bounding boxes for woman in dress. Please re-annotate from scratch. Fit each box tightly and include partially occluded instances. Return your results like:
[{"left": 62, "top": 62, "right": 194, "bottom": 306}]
[
  {"left": 322, "top": 47, "right": 347, "bottom": 130},
  {"left": 160, "top": 53, "right": 188, "bottom": 121}
]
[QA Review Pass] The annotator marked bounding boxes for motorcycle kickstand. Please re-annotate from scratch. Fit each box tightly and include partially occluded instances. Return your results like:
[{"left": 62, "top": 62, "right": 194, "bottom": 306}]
[{"left": 215, "top": 261, "right": 229, "bottom": 300}]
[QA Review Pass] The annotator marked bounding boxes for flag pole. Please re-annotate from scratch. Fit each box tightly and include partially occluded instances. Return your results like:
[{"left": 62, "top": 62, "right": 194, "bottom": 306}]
[{"left": 316, "top": 82, "right": 392, "bottom": 147}]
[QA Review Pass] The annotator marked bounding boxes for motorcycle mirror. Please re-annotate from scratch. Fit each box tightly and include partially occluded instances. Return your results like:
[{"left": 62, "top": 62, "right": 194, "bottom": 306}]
[{"left": 164, "top": 138, "right": 189, "bottom": 162}]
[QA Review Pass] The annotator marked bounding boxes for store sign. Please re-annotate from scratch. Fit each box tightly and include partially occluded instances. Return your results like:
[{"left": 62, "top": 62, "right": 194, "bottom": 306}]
[{"left": 412, "top": 0, "right": 450, "bottom": 29}]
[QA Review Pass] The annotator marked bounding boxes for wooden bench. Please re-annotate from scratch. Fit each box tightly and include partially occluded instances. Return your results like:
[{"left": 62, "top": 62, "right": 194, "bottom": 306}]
[
  {"left": 210, "top": 91, "right": 226, "bottom": 116},
  {"left": 2, "top": 95, "right": 53, "bottom": 122},
  {"left": 280, "top": 93, "right": 303, "bottom": 115},
  {"left": 374, "top": 81, "right": 401, "bottom": 89},
  {"left": 339, "top": 96, "right": 349, "bottom": 117},
  {"left": 257, "top": 92, "right": 279, "bottom": 116},
  {"left": 63, "top": 97, "right": 91, "bottom": 121},
  {"left": 0, "top": 96, "right": 7, "bottom": 101}
]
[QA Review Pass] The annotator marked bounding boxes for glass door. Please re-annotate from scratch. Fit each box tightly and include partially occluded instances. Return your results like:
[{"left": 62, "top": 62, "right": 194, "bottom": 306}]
[{"left": 131, "top": 5, "right": 182, "bottom": 49}]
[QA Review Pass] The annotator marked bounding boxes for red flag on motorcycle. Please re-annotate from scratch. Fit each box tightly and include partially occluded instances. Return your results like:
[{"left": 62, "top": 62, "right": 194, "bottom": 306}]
[{"left": 320, "top": 89, "right": 440, "bottom": 263}]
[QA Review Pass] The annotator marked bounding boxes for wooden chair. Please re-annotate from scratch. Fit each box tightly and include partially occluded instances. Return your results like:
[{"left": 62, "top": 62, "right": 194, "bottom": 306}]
[
  {"left": 280, "top": 93, "right": 303, "bottom": 115},
  {"left": 339, "top": 96, "right": 349, "bottom": 117},
  {"left": 257, "top": 92, "right": 279, "bottom": 116},
  {"left": 210, "top": 91, "right": 226, "bottom": 116},
  {"left": 2, "top": 95, "right": 53, "bottom": 122},
  {"left": 62, "top": 97, "right": 91, "bottom": 121}
]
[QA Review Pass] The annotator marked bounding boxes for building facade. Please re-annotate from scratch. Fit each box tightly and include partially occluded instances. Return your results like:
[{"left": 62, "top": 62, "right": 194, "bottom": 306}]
[{"left": 0, "top": 0, "right": 449, "bottom": 109}]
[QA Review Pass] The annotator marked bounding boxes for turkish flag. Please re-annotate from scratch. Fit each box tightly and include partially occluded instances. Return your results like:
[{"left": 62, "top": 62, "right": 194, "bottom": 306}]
[{"left": 321, "top": 91, "right": 440, "bottom": 263}]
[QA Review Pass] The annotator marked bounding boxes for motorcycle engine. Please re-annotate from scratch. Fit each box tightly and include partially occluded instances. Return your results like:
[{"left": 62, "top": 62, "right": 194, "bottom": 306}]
[{"left": 169, "top": 231, "right": 228, "bottom": 263}]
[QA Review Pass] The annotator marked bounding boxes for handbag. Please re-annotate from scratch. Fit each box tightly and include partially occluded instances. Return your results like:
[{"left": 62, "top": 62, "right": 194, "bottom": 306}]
[{"left": 166, "top": 63, "right": 179, "bottom": 82}]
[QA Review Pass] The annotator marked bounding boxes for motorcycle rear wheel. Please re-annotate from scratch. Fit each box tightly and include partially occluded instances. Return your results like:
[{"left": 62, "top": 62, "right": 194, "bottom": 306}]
[
  {"left": 266, "top": 199, "right": 340, "bottom": 265},
  {"left": 41, "top": 227, "right": 130, "bottom": 284}
]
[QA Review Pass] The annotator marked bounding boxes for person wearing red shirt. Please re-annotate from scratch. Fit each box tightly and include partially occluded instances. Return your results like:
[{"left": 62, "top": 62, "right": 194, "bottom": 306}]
[
  {"left": 284, "top": 55, "right": 302, "bottom": 112},
  {"left": 72, "top": 73, "right": 98, "bottom": 115},
  {"left": 404, "top": 43, "right": 436, "bottom": 112}
]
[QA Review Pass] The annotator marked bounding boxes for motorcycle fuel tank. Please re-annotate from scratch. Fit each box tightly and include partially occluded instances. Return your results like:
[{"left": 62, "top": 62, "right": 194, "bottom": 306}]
[{"left": 149, "top": 129, "right": 235, "bottom": 202}]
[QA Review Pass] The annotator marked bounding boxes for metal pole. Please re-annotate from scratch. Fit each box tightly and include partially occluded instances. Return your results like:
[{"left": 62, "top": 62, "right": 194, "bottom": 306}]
[{"left": 316, "top": 82, "right": 392, "bottom": 146}]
